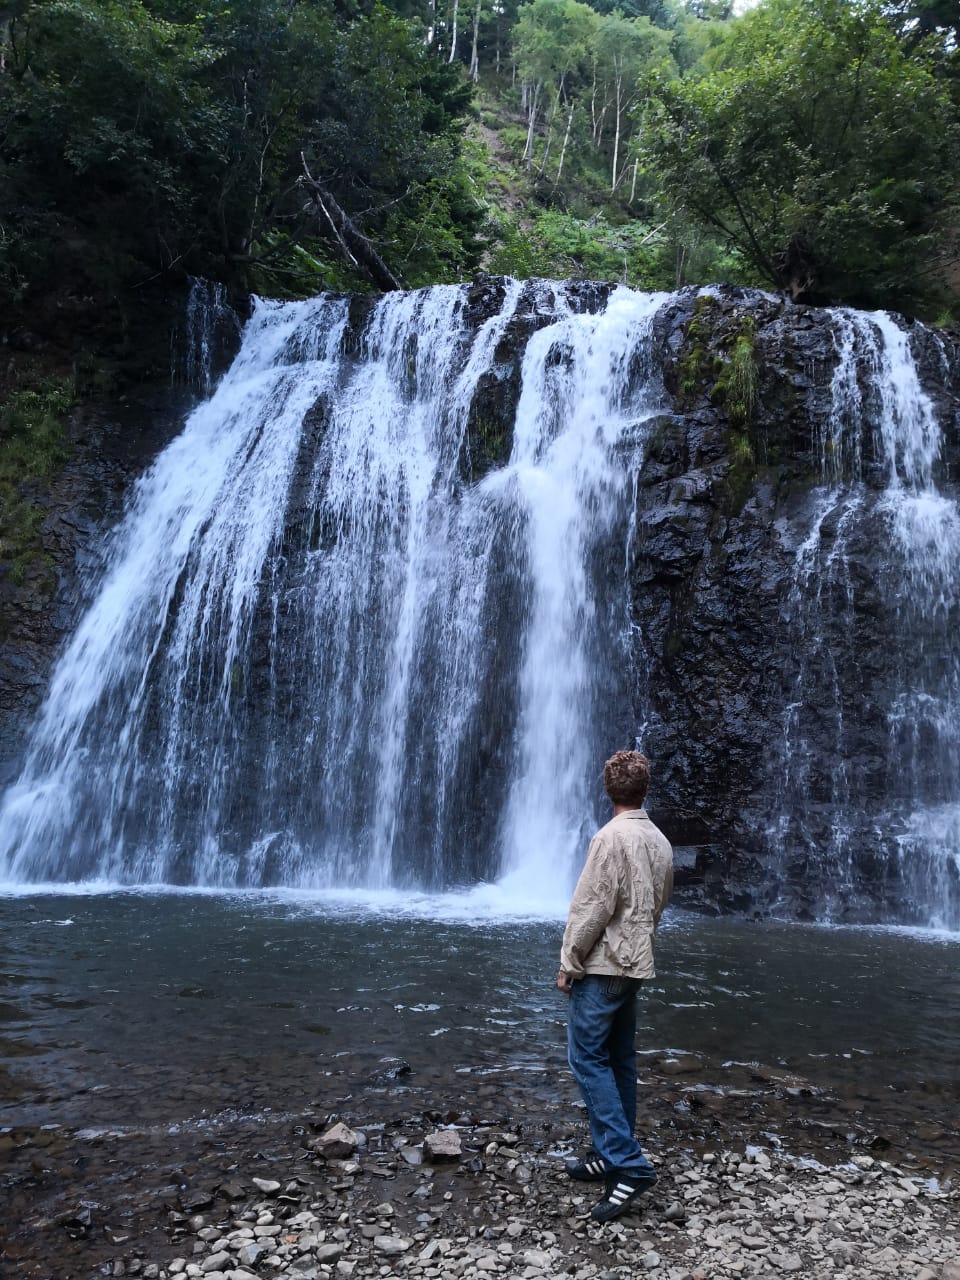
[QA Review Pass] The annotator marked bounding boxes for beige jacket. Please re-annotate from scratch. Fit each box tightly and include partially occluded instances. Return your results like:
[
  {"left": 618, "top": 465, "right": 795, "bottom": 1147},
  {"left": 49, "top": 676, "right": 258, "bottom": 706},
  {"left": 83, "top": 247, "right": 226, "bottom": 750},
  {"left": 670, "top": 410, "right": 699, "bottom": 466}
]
[{"left": 560, "top": 809, "right": 673, "bottom": 981}]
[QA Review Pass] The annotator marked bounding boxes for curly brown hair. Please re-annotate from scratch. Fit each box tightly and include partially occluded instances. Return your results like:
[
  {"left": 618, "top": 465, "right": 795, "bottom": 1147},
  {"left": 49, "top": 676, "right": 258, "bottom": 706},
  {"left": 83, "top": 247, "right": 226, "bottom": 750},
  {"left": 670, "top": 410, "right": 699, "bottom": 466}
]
[{"left": 603, "top": 750, "right": 650, "bottom": 807}]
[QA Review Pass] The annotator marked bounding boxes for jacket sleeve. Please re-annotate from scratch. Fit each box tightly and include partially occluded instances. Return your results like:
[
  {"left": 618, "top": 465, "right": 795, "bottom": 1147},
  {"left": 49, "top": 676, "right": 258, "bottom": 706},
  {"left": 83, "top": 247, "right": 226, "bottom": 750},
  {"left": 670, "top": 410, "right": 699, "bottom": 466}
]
[
  {"left": 559, "top": 836, "right": 619, "bottom": 979},
  {"left": 653, "top": 843, "right": 674, "bottom": 928}
]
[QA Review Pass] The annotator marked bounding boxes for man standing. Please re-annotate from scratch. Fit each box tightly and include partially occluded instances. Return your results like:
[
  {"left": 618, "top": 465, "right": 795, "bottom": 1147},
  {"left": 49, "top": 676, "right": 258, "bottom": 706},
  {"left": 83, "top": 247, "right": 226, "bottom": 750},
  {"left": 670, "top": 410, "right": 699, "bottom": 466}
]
[{"left": 557, "top": 750, "right": 674, "bottom": 1223}]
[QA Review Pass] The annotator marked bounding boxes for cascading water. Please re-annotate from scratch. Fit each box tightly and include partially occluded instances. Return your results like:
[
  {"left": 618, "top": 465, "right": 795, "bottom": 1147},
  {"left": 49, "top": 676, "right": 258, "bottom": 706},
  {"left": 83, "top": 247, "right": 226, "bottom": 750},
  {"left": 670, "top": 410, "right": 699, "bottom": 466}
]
[
  {"left": 2, "top": 280, "right": 959, "bottom": 925},
  {"left": 772, "top": 310, "right": 960, "bottom": 926},
  {"left": 0, "top": 282, "right": 668, "bottom": 907}
]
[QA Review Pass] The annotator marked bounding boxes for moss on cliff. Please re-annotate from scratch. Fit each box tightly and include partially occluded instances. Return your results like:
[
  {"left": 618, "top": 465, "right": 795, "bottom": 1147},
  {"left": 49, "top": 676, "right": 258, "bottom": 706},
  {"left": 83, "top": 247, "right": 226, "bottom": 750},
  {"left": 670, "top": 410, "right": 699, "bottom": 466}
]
[{"left": 0, "top": 377, "right": 73, "bottom": 582}]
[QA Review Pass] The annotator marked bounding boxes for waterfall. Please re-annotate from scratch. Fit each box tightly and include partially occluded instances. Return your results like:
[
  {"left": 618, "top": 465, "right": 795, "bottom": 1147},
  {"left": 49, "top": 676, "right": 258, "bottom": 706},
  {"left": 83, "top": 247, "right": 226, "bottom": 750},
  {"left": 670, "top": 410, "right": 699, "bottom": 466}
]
[
  {"left": 171, "top": 278, "right": 240, "bottom": 396},
  {"left": 773, "top": 310, "right": 960, "bottom": 926},
  {"left": 3, "top": 280, "right": 959, "bottom": 925},
  {"left": 0, "top": 282, "right": 667, "bottom": 905}
]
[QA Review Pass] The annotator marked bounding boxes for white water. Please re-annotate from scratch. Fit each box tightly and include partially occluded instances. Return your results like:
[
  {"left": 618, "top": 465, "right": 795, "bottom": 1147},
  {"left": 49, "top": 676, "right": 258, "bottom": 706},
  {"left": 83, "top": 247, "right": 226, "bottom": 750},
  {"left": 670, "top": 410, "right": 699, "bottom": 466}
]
[
  {"left": 774, "top": 309, "right": 960, "bottom": 926},
  {"left": 0, "top": 282, "right": 666, "bottom": 906}
]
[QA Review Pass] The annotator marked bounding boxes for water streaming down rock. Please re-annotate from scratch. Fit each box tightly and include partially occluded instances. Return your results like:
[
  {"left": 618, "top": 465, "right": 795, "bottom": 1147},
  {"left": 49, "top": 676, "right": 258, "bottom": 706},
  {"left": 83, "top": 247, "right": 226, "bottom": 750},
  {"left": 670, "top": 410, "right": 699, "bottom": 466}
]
[
  {"left": 170, "top": 278, "right": 241, "bottom": 396},
  {"left": 770, "top": 310, "right": 960, "bottom": 926},
  {"left": 0, "top": 281, "right": 668, "bottom": 902}
]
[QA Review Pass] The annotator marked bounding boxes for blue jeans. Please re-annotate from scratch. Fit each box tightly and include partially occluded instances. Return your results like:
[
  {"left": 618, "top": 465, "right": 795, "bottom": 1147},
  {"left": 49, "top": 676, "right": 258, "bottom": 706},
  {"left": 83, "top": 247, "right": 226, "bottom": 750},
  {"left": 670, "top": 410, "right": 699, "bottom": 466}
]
[{"left": 567, "top": 974, "right": 654, "bottom": 1175}]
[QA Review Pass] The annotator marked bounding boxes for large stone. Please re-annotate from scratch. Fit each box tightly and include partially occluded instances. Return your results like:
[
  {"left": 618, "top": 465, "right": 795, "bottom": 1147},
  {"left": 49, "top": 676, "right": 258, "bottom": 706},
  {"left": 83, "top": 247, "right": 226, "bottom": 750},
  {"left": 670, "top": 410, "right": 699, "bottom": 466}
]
[
  {"left": 373, "top": 1236, "right": 412, "bottom": 1255},
  {"left": 312, "top": 1122, "right": 360, "bottom": 1158},
  {"left": 423, "top": 1130, "right": 462, "bottom": 1161}
]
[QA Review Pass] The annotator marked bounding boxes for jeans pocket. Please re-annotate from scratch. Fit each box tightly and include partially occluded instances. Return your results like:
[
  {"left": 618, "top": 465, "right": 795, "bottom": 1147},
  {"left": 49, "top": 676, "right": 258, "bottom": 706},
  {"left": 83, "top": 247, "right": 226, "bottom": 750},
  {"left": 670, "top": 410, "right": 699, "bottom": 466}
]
[{"left": 602, "top": 976, "right": 633, "bottom": 998}]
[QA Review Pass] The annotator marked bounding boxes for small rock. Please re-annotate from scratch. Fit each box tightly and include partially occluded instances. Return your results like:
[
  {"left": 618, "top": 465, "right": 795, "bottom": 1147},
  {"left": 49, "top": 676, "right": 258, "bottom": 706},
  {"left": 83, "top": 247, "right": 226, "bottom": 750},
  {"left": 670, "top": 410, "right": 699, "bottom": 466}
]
[
  {"left": 218, "top": 1180, "right": 247, "bottom": 1200},
  {"left": 942, "top": 1264, "right": 960, "bottom": 1280},
  {"left": 315, "top": 1244, "right": 344, "bottom": 1263},
  {"left": 313, "top": 1122, "right": 360, "bottom": 1158},
  {"left": 658, "top": 1056, "right": 700, "bottom": 1075},
  {"left": 641, "top": 1250, "right": 660, "bottom": 1269},
  {"left": 251, "top": 1178, "right": 281, "bottom": 1195},
  {"left": 772, "top": 1254, "right": 803, "bottom": 1273},
  {"left": 201, "top": 1255, "right": 231, "bottom": 1275},
  {"left": 522, "top": 1250, "right": 554, "bottom": 1268},
  {"left": 741, "top": 1235, "right": 768, "bottom": 1250},
  {"left": 374, "top": 1235, "right": 412, "bottom": 1255},
  {"left": 424, "top": 1130, "right": 462, "bottom": 1162}
]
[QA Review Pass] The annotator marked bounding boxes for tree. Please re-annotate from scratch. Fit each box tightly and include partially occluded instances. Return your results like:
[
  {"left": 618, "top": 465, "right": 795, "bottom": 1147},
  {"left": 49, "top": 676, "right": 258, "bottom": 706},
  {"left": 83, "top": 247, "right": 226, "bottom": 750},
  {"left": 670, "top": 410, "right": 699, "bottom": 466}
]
[
  {"left": 513, "top": 0, "right": 598, "bottom": 169},
  {"left": 589, "top": 12, "right": 671, "bottom": 192},
  {"left": 0, "top": 0, "right": 485, "bottom": 307},
  {"left": 641, "top": 0, "right": 960, "bottom": 310}
]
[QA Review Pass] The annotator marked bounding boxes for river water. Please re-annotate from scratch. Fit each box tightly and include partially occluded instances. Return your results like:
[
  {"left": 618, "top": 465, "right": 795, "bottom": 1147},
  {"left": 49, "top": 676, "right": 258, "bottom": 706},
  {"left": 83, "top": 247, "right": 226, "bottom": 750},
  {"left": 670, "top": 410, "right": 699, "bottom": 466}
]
[{"left": 2, "top": 893, "right": 957, "bottom": 1162}]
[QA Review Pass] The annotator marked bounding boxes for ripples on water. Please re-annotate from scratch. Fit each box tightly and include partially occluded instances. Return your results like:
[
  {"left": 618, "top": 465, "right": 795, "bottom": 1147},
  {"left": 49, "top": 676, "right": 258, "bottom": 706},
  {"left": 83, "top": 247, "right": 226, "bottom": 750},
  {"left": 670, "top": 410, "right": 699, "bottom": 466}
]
[{"left": 1, "top": 891, "right": 958, "bottom": 1145}]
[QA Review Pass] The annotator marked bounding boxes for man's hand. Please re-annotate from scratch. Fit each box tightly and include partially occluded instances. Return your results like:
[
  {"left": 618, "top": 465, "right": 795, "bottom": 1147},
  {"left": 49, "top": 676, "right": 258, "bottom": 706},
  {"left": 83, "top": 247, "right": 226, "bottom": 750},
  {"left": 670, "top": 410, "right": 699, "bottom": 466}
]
[{"left": 556, "top": 968, "right": 573, "bottom": 995}]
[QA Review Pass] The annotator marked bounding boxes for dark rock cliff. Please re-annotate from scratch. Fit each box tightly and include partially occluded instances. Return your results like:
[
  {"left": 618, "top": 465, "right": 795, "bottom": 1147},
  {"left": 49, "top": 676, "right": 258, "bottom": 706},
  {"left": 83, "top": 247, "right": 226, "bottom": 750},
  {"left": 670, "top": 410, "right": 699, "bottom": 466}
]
[{"left": 0, "top": 394, "right": 189, "bottom": 784}]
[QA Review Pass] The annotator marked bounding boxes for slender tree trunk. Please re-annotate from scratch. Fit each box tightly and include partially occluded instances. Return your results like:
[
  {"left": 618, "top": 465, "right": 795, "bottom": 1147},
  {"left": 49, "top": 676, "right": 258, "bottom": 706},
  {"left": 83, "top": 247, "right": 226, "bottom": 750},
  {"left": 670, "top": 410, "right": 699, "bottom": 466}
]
[
  {"left": 540, "top": 79, "right": 564, "bottom": 174},
  {"left": 469, "top": 0, "right": 481, "bottom": 81},
  {"left": 448, "top": 0, "right": 459, "bottom": 63},
  {"left": 522, "top": 82, "right": 541, "bottom": 168},
  {"left": 629, "top": 156, "right": 638, "bottom": 203},
  {"left": 300, "top": 157, "right": 402, "bottom": 292},
  {"left": 555, "top": 92, "right": 575, "bottom": 186},
  {"left": 611, "top": 73, "right": 622, "bottom": 193}
]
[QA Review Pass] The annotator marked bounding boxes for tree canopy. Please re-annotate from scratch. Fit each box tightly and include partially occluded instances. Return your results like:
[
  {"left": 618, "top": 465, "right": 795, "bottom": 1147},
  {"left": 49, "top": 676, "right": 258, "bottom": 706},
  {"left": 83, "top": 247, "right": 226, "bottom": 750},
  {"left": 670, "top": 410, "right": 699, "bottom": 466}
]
[
  {"left": 0, "top": 0, "right": 484, "bottom": 310},
  {"left": 640, "top": 0, "right": 960, "bottom": 309},
  {"left": 1, "top": 0, "right": 958, "bottom": 321}
]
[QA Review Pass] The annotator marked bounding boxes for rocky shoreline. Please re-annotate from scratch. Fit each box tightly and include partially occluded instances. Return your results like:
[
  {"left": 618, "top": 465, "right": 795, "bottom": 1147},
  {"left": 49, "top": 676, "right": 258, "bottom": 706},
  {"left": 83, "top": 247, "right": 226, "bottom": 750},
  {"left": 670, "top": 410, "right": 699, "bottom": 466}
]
[{"left": 4, "top": 1065, "right": 958, "bottom": 1280}]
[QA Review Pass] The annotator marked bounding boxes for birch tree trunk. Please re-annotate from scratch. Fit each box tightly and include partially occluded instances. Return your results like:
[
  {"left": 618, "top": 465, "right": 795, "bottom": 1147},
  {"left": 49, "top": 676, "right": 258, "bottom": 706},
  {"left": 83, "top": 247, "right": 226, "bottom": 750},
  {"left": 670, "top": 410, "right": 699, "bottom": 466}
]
[
  {"left": 469, "top": 0, "right": 481, "bottom": 81},
  {"left": 448, "top": 0, "right": 459, "bottom": 63},
  {"left": 556, "top": 93, "right": 575, "bottom": 186},
  {"left": 522, "top": 81, "right": 541, "bottom": 168},
  {"left": 611, "top": 70, "right": 622, "bottom": 193},
  {"left": 540, "top": 79, "right": 564, "bottom": 174}
]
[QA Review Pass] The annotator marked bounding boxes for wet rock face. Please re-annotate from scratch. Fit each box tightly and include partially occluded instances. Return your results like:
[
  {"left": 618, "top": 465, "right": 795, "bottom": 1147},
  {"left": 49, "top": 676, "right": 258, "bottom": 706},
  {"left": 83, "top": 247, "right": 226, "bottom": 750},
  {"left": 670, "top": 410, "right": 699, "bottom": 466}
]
[
  {"left": 0, "top": 393, "right": 189, "bottom": 784},
  {"left": 635, "top": 290, "right": 960, "bottom": 921}
]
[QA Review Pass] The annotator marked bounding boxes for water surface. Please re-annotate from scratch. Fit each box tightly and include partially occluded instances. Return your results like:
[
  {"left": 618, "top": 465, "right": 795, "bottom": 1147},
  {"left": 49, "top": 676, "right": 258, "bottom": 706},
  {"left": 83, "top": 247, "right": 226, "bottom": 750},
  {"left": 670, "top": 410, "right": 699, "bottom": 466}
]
[{"left": 2, "top": 893, "right": 957, "bottom": 1152}]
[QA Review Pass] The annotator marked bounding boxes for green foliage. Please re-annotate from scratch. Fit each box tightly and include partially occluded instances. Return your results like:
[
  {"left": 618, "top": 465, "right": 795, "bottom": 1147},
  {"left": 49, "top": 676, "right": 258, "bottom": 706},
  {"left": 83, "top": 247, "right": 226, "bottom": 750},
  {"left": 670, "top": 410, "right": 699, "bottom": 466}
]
[
  {"left": 0, "top": 0, "right": 485, "bottom": 308},
  {"left": 675, "top": 296, "right": 722, "bottom": 403},
  {"left": 715, "top": 318, "right": 758, "bottom": 427},
  {"left": 0, "top": 380, "right": 73, "bottom": 581},
  {"left": 487, "top": 208, "right": 676, "bottom": 285},
  {"left": 641, "top": 0, "right": 960, "bottom": 311}
]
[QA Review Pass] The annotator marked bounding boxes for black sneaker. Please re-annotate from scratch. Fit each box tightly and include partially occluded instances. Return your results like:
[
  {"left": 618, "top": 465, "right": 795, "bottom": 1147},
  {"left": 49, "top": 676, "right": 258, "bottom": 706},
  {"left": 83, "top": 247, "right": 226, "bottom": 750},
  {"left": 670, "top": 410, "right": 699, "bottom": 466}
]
[
  {"left": 564, "top": 1150, "right": 606, "bottom": 1182},
  {"left": 590, "top": 1168, "right": 658, "bottom": 1222}
]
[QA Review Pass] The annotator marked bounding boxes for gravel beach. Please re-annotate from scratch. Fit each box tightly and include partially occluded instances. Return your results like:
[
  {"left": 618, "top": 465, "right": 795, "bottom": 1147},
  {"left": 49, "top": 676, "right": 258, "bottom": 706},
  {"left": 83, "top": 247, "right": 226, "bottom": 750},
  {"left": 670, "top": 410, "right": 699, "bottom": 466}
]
[{"left": 4, "top": 1052, "right": 958, "bottom": 1280}]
